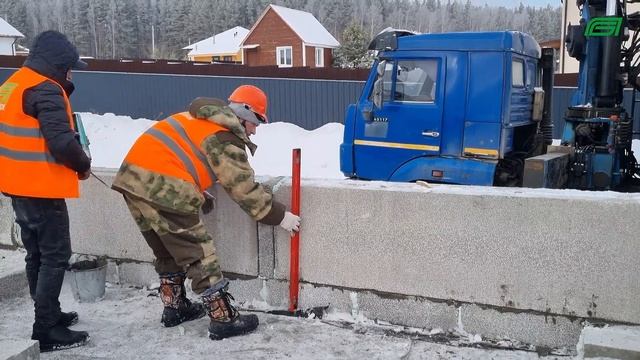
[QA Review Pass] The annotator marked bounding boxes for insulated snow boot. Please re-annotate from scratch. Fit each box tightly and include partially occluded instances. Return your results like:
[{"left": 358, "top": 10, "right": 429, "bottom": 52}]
[
  {"left": 57, "top": 311, "right": 79, "bottom": 327},
  {"left": 202, "top": 279, "right": 258, "bottom": 340},
  {"left": 32, "top": 324, "right": 90, "bottom": 352},
  {"left": 159, "top": 272, "right": 206, "bottom": 327},
  {"left": 25, "top": 261, "right": 79, "bottom": 327}
]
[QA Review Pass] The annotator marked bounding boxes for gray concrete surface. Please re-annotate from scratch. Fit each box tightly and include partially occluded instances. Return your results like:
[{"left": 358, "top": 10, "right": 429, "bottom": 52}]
[
  {"left": 67, "top": 169, "right": 259, "bottom": 276},
  {"left": 578, "top": 326, "right": 640, "bottom": 359},
  {"left": 0, "top": 249, "right": 28, "bottom": 300},
  {"left": 271, "top": 180, "right": 640, "bottom": 326},
  {"left": 2, "top": 173, "right": 639, "bottom": 348},
  {"left": 0, "top": 339, "right": 39, "bottom": 360},
  {"left": 0, "top": 195, "right": 15, "bottom": 247},
  {"left": 0, "top": 278, "right": 554, "bottom": 360}
]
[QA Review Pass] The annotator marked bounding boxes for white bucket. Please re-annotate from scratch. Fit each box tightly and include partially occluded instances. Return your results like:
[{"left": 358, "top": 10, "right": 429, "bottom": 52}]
[{"left": 67, "top": 258, "right": 107, "bottom": 302}]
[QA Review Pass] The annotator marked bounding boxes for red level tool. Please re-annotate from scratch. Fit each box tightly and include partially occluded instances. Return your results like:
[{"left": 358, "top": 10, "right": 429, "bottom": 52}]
[{"left": 289, "top": 148, "right": 301, "bottom": 312}]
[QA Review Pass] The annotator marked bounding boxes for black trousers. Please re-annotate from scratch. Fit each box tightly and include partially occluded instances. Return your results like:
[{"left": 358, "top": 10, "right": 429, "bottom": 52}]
[{"left": 10, "top": 196, "right": 71, "bottom": 331}]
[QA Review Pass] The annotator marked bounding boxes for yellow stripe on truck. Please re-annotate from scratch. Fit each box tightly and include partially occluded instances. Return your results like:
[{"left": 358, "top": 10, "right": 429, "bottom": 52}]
[
  {"left": 354, "top": 139, "right": 439, "bottom": 152},
  {"left": 464, "top": 147, "right": 499, "bottom": 157}
]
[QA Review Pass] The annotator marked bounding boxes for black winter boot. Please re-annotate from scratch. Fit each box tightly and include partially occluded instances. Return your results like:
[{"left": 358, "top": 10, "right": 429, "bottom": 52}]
[
  {"left": 159, "top": 272, "right": 206, "bottom": 327},
  {"left": 32, "top": 265, "right": 89, "bottom": 352},
  {"left": 25, "top": 262, "right": 78, "bottom": 327},
  {"left": 32, "top": 325, "right": 90, "bottom": 352},
  {"left": 57, "top": 311, "right": 79, "bottom": 327},
  {"left": 202, "top": 279, "right": 258, "bottom": 340}
]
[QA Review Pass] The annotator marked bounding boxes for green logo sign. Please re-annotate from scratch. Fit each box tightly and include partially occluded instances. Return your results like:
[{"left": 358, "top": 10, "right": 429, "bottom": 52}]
[{"left": 585, "top": 17, "right": 623, "bottom": 37}]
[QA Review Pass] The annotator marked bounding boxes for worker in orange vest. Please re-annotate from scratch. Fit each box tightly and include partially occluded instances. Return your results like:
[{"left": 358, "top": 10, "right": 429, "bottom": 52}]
[
  {"left": 112, "top": 85, "right": 300, "bottom": 340},
  {"left": 0, "top": 31, "right": 91, "bottom": 352}
]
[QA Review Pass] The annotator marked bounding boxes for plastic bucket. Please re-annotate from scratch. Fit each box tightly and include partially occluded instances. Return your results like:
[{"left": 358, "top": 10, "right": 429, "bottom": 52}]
[{"left": 67, "top": 258, "right": 107, "bottom": 302}]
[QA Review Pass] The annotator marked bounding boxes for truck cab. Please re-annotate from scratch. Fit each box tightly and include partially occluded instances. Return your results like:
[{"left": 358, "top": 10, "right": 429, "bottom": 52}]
[{"left": 340, "top": 31, "right": 545, "bottom": 186}]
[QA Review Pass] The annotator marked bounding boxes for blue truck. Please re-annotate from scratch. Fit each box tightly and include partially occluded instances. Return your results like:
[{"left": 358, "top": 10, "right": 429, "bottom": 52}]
[{"left": 340, "top": 0, "right": 640, "bottom": 190}]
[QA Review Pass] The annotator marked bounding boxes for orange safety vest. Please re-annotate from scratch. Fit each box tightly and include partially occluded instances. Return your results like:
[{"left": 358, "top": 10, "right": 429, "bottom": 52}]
[
  {"left": 124, "top": 112, "right": 223, "bottom": 192},
  {"left": 0, "top": 67, "right": 79, "bottom": 198}
]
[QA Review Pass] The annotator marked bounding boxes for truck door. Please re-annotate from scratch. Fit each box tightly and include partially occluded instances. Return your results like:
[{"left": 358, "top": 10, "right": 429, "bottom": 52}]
[{"left": 353, "top": 58, "right": 444, "bottom": 180}]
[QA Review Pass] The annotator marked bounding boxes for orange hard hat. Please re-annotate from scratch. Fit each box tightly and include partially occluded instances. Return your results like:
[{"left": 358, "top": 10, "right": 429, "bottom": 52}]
[{"left": 228, "top": 85, "right": 268, "bottom": 123}]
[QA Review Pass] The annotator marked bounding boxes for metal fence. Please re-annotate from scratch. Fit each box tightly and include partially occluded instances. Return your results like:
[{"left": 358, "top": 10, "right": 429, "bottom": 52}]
[
  {"left": 1, "top": 67, "right": 639, "bottom": 138},
  {"left": 0, "top": 68, "right": 366, "bottom": 130}
]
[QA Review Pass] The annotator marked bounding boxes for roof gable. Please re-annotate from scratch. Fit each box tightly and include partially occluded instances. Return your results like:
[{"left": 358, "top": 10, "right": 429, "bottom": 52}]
[
  {"left": 184, "top": 26, "right": 249, "bottom": 55},
  {"left": 243, "top": 5, "right": 340, "bottom": 48},
  {"left": 0, "top": 17, "right": 24, "bottom": 38}
]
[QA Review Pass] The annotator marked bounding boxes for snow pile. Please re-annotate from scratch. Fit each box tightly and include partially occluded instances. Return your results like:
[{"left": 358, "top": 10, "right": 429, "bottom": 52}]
[
  {"left": 81, "top": 113, "right": 154, "bottom": 170},
  {"left": 81, "top": 112, "right": 640, "bottom": 184},
  {"left": 81, "top": 113, "right": 345, "bottom": 179}
]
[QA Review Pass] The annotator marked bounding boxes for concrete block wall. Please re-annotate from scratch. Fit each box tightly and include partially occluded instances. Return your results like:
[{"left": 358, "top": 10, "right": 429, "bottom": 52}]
[
  {"left": 2, "top": 170, "right": 639, "bottom": 348},
  {"left": 65, "top": 168, "right": 259, "bottom": 275},
  {"left": 270, "top": 180, "right": 640, "bottom": 325}
]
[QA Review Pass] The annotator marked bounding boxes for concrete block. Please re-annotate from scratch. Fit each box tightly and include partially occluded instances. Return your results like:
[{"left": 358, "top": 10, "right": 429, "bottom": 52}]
[
  {"left": 523, "top": 152, "right": 569, "bottom": 188},
  {"left": 461, "top": 303, "right": 583, "bottom": 349},
  {"left": 0, "top": 271, "right": 28, "bottom": 300},
  {"left": 0, "top": 338, "right": 39, "bottom": 360},
  {"left": 357, "top": 292, "right": 458, "bottom": 331},
  {"left": 298, "top": 283, "right": 352, "bottom": 314},
  {"left": 68, "top": 169, "right": 260, "bottom": 276},
  {"left": 0, "top": 249, "right": 28, "bottom": 300},
  {"left": 257, "top": 223, "right": 276, "bottom": 278},
  {"left": 271, "top": 179, "right": 640, "bottom": 325},
  {"left": 256, "top": 177, "right": 285, "bottom": 278},
  {"left": 67, "top": 170, "right": 154, "bottom": 262},
  {"left": 205, "top": 184, "right": 258, "bottom": 276},
  {"left": 0, "top": 195, "right": 16, "bottom": 247},
  {"left": 114, "top": 261, "right": 158, "bottom": 288},
  {"left": 578, "top": 326, "right": 640, "bottom": 360}
]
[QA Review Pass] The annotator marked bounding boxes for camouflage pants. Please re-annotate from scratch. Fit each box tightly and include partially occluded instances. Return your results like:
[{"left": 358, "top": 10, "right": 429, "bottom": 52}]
[{"left": 123, "top": 194, "right": 223, "bottom": 294}]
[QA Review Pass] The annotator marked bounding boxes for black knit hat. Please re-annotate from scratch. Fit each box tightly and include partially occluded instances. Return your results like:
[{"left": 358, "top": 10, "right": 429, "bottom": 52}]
[{"left": 29, "top": 30, "right": 87, "bottom": 70}]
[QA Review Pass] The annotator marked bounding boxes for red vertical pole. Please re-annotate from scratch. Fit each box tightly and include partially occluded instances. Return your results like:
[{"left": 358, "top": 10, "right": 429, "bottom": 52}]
[{"left": 289, "top": 148, "right": 301, "bottom": 312}]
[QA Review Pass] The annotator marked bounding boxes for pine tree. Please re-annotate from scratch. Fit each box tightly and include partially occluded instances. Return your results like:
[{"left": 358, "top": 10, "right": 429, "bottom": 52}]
[{"left": 334, "top": 23, "right": 372, "bottom": 69}]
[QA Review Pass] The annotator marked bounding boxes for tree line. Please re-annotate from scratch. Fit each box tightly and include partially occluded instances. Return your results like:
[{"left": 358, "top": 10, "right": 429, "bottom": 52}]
[{"left": 0, "top": 0, "right": 562, "bottom": 66}]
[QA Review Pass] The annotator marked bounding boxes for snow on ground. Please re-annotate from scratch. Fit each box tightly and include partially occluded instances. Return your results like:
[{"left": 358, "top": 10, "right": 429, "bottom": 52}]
[
  {"left": 0, "top": 248, "right": 26, "bottom": 276},
  {"left": 81, "top": 113, "right": 345, "bottom": 179},
  {"left": 0, "top": 259, "right": 561, "bottom": 359}
]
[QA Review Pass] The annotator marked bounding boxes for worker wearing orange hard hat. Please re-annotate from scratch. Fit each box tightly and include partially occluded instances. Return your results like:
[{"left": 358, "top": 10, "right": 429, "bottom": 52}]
[{"left": 112, "top": 84, "right": 300, "bottom": 341}]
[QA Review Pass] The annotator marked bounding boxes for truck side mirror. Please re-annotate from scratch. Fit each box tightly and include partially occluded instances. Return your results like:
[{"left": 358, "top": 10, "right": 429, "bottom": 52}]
[
  {"left": 373, "top": 78, "right": 384, "bottom": 108},
  {"left": 373, "top": 60, "right": 387, "bottom": 108},
  {"left": 377, "top": 60, "right": 387, "bottom": 76}
]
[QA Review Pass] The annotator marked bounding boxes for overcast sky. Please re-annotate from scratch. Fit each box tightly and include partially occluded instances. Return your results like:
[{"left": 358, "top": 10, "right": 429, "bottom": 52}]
[{"left": 470, "top": 0, "right": 561, "bottom": 8}]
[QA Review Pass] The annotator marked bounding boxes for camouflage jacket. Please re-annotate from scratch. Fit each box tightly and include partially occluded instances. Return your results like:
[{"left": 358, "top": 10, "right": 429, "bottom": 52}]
[{"left": 111, "top": 100, "right": 285, "bottom": 225}]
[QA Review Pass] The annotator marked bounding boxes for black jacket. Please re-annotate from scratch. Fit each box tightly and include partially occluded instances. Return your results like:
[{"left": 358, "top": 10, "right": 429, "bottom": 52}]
[{"left": 21, "top": 36, "right": 90, "bottom": 174}]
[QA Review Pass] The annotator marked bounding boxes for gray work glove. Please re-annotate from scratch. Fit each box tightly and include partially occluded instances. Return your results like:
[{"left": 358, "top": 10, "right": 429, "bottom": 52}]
[{"left": 279, "top": 211, "right": 301, "bottom": 235}]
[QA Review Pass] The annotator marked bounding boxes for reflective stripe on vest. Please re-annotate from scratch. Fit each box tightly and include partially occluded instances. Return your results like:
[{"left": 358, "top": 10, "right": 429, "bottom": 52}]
[
  {"left": 0, "top": 123, "right": 43, "bottom": 138},
  {"left": 143, "top": 116, "right": 217, "bottom": 190},
  {"left": 0, "top": 146, "right": 57, "bottom": 162},
  {"left": 165, "top": 116, "right": 217, "bottom": 183},
  {"left": 145, "top": 127, "right": 202, "bottom": 187}
]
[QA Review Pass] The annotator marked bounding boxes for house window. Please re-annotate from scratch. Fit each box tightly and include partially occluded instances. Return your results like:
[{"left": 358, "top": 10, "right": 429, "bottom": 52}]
[
  {"left": 223, "top": 56, "right": 232, "bottom": 62},
  {"left": 276, "top": 46, "right": 293, "bottom": 67},
  {"left": 315, "top": 48, "right": 324, "bottom": 67}
]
